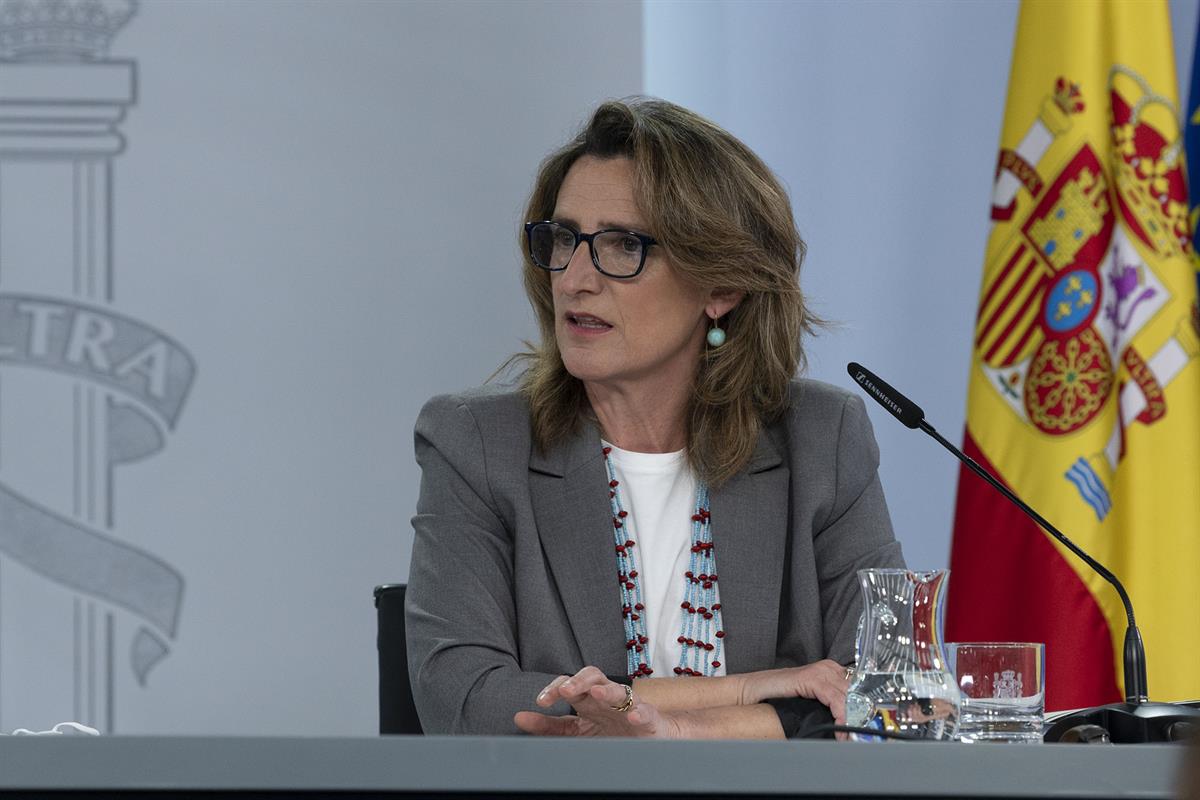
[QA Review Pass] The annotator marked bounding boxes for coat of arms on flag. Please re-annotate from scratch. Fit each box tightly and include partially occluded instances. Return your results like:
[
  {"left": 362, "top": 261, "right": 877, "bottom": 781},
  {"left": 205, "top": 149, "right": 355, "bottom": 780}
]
[{"left": 948, "top": 0, "right": 1200, "bottom": 712}]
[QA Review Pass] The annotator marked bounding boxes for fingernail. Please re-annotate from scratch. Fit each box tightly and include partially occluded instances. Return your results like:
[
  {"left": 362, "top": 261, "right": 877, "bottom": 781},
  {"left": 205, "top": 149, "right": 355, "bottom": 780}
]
[
  {"left": 561, "top": 681, "right": 573, "bottom": 691},
  {"left": 537, "top": 689, "right": 549, "bottom": 701}
]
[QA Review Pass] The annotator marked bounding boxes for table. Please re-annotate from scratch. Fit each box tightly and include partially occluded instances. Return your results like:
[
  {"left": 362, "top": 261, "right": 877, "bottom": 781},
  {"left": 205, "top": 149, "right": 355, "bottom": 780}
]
[{"left": 0, "top": 735, "right": 1185, "bottom": 798}]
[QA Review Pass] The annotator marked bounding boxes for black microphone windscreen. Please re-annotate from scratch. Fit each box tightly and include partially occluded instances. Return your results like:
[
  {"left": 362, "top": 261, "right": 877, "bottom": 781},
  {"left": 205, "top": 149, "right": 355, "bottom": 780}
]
[{"left": 846, "top": 362, "right": 925, "bottom": 429}]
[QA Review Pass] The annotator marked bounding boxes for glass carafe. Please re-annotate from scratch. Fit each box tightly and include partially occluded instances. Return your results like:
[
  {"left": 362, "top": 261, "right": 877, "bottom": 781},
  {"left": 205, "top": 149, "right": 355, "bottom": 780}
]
[{"left": 845, "top": 568, "right": 960, "bottom": 740}]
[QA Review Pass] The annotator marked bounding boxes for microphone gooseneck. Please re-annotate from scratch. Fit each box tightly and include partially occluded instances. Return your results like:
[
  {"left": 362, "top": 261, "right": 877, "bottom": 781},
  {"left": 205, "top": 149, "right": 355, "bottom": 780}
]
[
  {"left": 918, "top": 418, "right": 1147, "bottom": 703},
  {"left": 845, "top": 362, "right": 1147, "bottom": 704}
]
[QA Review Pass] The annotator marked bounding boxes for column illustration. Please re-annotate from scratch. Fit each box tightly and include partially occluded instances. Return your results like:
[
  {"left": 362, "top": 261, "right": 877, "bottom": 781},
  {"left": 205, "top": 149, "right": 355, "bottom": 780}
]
[{"left": 0, "top": 0, "right": 194, "bottom": 732}]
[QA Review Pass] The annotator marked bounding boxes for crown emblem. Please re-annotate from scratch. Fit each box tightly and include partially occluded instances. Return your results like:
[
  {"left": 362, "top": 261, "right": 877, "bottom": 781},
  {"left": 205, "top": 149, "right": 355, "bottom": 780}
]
[
  {"left": 1108, "top": 65, "right": 1191, "bottom": 259},
  {"left": 992, "top": 669, "right": 1024, "bottom": 699},
  {"left": 1053, "top": 77, "right": 1085, "bottom": 115},
  {"left": 1038, "top": 76, "right": 1085, "bottom": 136},
  {"left": 0, "top": 0, "right": 136, "bottom": 61}
]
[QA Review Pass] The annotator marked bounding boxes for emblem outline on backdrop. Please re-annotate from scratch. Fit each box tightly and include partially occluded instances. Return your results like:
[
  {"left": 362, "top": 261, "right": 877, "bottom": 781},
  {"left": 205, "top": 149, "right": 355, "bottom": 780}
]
[{"left": 0, "top": 0, "right": 195, "bottom": 731}]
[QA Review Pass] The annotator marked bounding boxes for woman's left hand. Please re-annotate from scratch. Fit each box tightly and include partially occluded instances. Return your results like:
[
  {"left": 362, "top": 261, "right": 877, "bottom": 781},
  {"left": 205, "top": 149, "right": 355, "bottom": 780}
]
[{"left": 514, "top": 666, "right": 680, "bottom": 737}]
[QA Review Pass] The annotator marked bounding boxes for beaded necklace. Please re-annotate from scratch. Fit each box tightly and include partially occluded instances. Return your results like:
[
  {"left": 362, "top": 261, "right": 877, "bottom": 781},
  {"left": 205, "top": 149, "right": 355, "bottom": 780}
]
[{"left": 602, "top": 446, "right": 725, "bottom": 679}]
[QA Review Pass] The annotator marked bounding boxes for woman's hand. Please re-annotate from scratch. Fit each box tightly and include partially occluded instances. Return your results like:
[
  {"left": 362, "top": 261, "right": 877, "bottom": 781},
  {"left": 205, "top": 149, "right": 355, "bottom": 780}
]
[
  {"left": 514, "top": 666, "right": 680, "bottom": 738},
  {"left": 740, "top": 659, "right": 852, "bottom": 724}
]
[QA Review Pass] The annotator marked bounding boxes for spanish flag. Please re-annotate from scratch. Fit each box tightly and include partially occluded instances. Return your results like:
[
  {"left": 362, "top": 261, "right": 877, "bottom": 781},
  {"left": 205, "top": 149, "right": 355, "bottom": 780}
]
[{"left": 947, "top": 0, "right": 1200, "bottom": 711}]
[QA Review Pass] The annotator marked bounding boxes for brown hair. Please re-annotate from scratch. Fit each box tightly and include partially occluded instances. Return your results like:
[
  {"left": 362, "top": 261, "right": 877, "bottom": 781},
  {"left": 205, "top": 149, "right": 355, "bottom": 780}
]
[{"left": 517, "top": 97, "right": 815, "bottom": 486}]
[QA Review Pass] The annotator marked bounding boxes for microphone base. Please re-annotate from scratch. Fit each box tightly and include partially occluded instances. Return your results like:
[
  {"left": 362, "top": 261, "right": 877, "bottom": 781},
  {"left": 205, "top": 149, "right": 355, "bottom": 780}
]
[{"left": 1044, "top": 700, "right": 1200, "bottom": 743}]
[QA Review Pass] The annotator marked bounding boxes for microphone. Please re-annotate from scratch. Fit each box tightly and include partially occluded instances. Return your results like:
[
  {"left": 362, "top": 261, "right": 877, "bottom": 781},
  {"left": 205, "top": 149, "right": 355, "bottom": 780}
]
[
  {"left": 847, "top": 361, "right": 1200, "bottom": 743},
  {"left": 847, "top": 362, "right": 924, "bottom": 429}
]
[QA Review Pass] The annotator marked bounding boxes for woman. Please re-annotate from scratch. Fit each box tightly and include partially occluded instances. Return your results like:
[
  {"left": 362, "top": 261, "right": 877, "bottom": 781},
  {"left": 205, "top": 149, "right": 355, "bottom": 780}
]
[{"left": 406, "top": 98, "right": 904, "bottom": 737}]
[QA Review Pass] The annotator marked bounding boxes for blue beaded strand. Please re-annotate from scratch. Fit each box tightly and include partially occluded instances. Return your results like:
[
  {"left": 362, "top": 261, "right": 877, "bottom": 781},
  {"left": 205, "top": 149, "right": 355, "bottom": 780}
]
[
  {"left": 604, "top": 449, "right": 651, "bottom": 677},
  {"left": 675, "top": 484, "right": 724, "bottom": 677},
  {"left": 603, "top": 448, "right": 725, "bottom": 679}
]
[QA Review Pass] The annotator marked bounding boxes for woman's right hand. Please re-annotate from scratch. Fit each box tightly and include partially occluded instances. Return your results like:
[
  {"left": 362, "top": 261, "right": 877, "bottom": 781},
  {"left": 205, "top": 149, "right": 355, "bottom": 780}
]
[
  {"left": 740, "top": 660, "right": 851, "bottom": 724},
  {"left": 514, "top": 667, "right": 680, "bottom": 738}
]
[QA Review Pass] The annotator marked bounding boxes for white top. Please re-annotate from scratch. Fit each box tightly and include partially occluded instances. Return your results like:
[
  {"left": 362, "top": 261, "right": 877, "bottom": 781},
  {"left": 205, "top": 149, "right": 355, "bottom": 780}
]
[{"left": 603, "top": 441, "right": 727, "bottom": 677}]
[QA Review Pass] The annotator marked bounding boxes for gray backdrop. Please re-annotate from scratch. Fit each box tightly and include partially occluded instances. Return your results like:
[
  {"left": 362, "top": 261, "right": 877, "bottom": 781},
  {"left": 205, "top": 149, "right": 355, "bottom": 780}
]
[
  {"left": 0, "top": 0, "right": 1193, "bottom": 736},
  {"left": 0, "top": 0, "right": 638, "bottom": 736}
]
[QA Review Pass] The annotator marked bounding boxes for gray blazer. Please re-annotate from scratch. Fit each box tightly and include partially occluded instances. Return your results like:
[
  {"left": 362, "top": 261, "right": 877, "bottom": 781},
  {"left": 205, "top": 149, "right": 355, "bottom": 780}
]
[{"left": 405, "top": 379, "right": 904, "bottom": 735}]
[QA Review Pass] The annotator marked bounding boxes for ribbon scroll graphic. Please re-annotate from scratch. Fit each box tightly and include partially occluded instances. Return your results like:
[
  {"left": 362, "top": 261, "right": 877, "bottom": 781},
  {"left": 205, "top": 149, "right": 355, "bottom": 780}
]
[{"left": 0, "top": 294, "right": 194, "bottom": 681}]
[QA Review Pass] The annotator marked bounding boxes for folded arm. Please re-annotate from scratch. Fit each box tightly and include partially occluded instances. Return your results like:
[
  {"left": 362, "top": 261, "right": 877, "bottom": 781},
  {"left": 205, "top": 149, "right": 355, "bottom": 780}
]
[{"left": 516, "top": 664, "right": 850, "bottom": 739}]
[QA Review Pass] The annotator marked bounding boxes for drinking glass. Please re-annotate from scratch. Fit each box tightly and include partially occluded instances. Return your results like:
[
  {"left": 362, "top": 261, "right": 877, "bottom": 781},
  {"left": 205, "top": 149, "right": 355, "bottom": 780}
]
[{"left": 945, "top": 642, "right": 1044, "bottom": 743}]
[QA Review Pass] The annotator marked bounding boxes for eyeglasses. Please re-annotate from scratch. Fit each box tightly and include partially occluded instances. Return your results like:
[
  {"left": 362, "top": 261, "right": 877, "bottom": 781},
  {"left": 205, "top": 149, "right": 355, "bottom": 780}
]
[{"left": 525, "top": 221, "right": 657, "bottom": 279}]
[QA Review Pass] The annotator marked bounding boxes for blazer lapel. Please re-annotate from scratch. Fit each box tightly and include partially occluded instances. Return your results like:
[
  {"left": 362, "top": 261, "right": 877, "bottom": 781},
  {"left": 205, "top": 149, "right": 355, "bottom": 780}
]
[
  {"left": 709, "top": 427, "right": 788, "bottom": 673},
  {"left": 529, "top": 423, "right": 628, "bottom": 676}
]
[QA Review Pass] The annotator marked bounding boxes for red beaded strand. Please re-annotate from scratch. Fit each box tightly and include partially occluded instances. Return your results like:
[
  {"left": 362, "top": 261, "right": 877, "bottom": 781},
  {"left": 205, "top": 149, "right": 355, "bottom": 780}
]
[
  {"left": 673, "top": 483, "right": 724, "bottom": 676},
  {"left": 603, "top": 446, "right": 725, "bottom": 679},
  {"left": 604, "top": 446, "right": 653, "bottom": 677}
]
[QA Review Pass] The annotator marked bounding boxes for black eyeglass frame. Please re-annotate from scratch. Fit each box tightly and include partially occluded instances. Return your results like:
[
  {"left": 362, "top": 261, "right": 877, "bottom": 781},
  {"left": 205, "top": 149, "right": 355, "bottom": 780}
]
[{"left": 524, "top": 221, "right": 658, "bottom": 279}]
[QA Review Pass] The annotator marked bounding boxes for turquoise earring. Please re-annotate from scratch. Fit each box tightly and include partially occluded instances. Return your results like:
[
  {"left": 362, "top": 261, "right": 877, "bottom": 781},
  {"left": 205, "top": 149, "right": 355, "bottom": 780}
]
[{"left": 706, "top": 319, "right": 726, "bottom": 347}]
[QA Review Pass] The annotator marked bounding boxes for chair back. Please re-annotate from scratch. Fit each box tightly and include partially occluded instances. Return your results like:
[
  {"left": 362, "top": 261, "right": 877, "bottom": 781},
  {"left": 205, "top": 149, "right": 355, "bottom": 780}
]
[{"left": 374, "top": 583, "right": 423, "bottom": 734}]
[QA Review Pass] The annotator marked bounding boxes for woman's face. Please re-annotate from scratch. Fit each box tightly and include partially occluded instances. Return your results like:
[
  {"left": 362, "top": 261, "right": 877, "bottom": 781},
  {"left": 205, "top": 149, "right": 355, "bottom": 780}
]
[{"left": 550, "top": 155, "right": 710, "bottom": 391}]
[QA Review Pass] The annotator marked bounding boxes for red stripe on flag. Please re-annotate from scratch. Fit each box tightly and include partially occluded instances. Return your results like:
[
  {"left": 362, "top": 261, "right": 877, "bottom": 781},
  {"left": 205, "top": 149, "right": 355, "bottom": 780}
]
[
  {"left": 977, "top": 256, "right": 1037, "bottom": 340},
  {"left": 946, "top": 431, "right": 1120, "bottom": 711},
  {"left": 979, "top": 264, "right": 1041, "bottom": 363},
  {"left": 983, "top": 270, "right": 1047, "bottom": 365},
  {"left": 975, "top": 244, "right": 1029, "bottom": 344},
  {"left": 995, "top": 307, "right": 1042, "bottom": 367}
]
